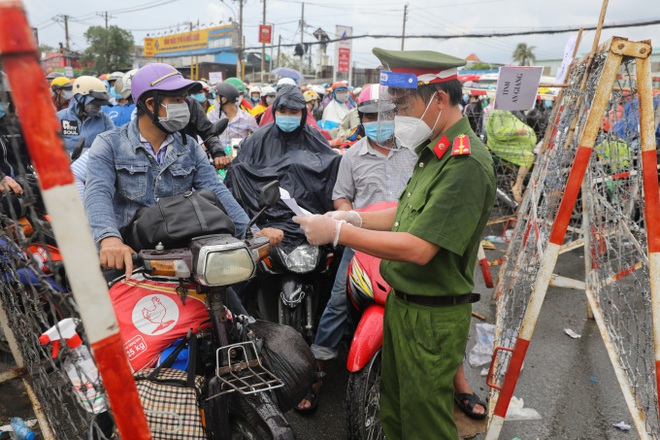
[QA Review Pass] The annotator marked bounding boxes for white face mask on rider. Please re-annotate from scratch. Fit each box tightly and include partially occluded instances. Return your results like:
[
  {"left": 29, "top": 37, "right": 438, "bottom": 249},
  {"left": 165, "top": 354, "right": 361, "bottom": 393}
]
[
  {"left": 394, "top": 94, "right": 442, "bottom": 150},
  {"left": 158, "top": 102, "right": 190, "bottom": 133}
]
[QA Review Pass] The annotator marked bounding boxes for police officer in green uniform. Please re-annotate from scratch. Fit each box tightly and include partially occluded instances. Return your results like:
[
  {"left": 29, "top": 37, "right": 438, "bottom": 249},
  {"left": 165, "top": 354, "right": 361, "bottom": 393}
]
[{"left": 294, "top": 48, "right": 496, "bottom": 439}]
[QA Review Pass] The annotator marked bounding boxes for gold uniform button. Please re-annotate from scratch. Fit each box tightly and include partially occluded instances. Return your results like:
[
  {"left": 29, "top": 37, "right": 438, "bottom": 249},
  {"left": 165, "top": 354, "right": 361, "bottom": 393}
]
[
  {"left": 419, "top": 162, "right": 425, "bottom": 168},
  {"left": 406, "top": 192, "right": 411, "bottom": 198},
  {"left": 394, "top": 221, "right": 399, "bottom": 227}
]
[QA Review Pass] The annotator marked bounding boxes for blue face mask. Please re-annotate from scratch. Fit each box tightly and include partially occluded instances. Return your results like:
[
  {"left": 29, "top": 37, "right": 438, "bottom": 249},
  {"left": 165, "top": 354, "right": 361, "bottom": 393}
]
[
  {"left": 544, "top": 100, "right": 552, "bottom": 109},
  {"left": 109, "top": 87, "right": 123, "bottom": 100},
  {"left": 363, "top": 121, "right": 394, "bottom": 144},
  {"left": 276, "top": 115, "right": 302, "bottom": 132},
  {"left": 0, "top": 103, "right": 5, "bottom": 119},
  {"left": 192, "top": 93, "right": 207, "bottom": 103}
]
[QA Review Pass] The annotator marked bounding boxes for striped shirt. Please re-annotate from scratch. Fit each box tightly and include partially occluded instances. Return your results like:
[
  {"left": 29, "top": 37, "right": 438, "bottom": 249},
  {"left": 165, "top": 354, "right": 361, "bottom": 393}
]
[
  {"left": 209, "top": 108, "right": 258, "bottom": 147},
  {"left": 333, "top": 137, "right": 418, "bottom": 209}
]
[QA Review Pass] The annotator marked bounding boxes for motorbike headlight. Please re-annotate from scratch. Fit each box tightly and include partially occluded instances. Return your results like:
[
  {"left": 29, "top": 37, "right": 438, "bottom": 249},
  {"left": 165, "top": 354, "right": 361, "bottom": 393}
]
[
  {"left": 195, "top": 241, "right": 255, "bottom": 286},
  {"left": 284, "top": 244, "right": 320, "bottom": 273}
]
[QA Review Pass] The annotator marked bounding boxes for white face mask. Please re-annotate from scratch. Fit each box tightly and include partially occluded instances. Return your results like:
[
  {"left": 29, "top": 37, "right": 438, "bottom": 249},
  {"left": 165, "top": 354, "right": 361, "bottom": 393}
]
[
  {"left": 394, "top": 95, "right": 442, "bottom": 150},
  {"left": 158, "top": 102, "right": 190, "bottom": 133}
]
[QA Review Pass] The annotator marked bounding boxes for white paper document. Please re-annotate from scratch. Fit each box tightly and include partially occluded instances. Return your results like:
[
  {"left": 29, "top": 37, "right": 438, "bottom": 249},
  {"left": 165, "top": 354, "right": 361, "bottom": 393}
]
[{"left": 279, "top": 187, "right": 313, "bottom": 217}]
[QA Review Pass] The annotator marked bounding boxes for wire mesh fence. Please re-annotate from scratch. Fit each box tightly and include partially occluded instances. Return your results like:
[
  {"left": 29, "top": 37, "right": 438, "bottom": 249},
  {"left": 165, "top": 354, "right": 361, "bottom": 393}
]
[
  {"left": 0, "top": 61, "right": 113, "bottom": 439},
  {"left": 489, "top": 50, "right": 605, "bottom": 411},
  {"left": 489, "top": 39, "right": 660, "bottom": 438},
  {"left": 585, "top": 56, "right": 659, "bottom": 435}
]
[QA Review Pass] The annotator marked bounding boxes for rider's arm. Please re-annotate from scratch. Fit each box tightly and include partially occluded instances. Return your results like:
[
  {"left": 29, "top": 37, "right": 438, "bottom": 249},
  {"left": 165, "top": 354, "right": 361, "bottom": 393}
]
[
  {"left": 188, "top": 98, "right": 227, "bottom": 160},
  {"left": 190, "top": 137, "right": 252, "bottom": 237},
  {"left": 83, "top": 135, "right": 134, "bottom": 277},
  {"left": 83, "top": 135, "right": 122, "bottom": 244},
  {"left": 333, "top": 198, "right": 353, "bottom": 211},
  {"left": 331, "top": 152, "right": 355, "bottom": 211}
]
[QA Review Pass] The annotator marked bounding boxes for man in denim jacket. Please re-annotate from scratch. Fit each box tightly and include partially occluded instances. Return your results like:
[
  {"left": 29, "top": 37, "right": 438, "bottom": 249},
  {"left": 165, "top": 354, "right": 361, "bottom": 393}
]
[{"left": 84, "top": 63, "right": 282, "bottom": 278}]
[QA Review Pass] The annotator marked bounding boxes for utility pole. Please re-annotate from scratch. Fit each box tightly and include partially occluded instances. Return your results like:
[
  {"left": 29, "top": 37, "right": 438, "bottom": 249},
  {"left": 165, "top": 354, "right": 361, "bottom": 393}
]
[
  {"left": 64, "top": 15, "right": 70, "bottom": 52},
  {"left": 299, "top": 2, "right": 304, "bottom": 75},
  {"left": 261, "top": 0, "right": 266, "bottom": 83},
  {"left": 64, "top": 15, "right": 70, "bottom": 67},
  {"left": 277, "top": 34, "right": 281, "bottom": 69},
  {"left": 237, "top": 0, "right": 244, "bottom": 80},
  {"left": 401, "top": 4, "right": 408, "bottom": 51},
  {"left": 105, "top": 11, "right": 109, "bottom": 29}
]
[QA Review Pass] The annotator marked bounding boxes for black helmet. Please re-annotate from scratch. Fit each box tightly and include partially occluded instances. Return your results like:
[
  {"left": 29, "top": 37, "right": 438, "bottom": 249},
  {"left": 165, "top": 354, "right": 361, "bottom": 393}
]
[{"left": 213, "top": 82, "right": 240, "bottom": 104}]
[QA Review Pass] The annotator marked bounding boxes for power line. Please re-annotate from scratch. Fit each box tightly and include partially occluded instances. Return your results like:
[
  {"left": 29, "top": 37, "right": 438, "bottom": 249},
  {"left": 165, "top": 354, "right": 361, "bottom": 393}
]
[{"left": 243, "top": 17, "right": 660, "bottom": 50}]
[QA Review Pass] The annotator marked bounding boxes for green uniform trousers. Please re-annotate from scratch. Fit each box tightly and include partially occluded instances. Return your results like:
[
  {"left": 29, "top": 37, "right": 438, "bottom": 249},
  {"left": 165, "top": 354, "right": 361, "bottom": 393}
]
[{"left": 380, "top": 293, "right": 471, "bottom": 440}]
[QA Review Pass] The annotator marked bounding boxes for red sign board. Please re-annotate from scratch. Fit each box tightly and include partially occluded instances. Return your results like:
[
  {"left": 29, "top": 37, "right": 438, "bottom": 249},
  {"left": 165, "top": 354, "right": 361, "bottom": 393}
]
[
  {"left": 338, "top": 47, "right": 351, "bottom": 73},
  {"left": 258, "top": 25, "right": 272, "bottom": 44}
]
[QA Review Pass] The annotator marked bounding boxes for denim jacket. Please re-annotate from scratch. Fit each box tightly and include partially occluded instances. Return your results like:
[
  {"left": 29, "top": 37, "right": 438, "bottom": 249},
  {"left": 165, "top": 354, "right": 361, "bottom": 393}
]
[{"left": 84, "top": 119, "right": 250, "bottom": 245}]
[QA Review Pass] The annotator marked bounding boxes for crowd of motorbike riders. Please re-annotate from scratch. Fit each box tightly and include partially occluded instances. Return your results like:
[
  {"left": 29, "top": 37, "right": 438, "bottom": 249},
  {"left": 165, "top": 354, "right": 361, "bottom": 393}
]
[{"left": 4, "top": 48, "right": 623, "bottom": 438}]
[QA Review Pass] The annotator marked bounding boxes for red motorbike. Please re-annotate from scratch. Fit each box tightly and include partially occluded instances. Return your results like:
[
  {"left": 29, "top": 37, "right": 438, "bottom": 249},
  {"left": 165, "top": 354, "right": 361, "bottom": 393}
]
[
  {"left": 344, "top": 201, "right": 395, "bottom": 440},
  {"left": 345, "top": 249, "right": 389, "bottom": 440}
]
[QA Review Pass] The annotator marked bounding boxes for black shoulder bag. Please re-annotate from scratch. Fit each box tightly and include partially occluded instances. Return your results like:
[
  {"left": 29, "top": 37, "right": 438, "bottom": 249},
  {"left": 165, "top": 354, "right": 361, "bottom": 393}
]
[{"left": 121, "top": 189, "right": 235, "bottom": 251}]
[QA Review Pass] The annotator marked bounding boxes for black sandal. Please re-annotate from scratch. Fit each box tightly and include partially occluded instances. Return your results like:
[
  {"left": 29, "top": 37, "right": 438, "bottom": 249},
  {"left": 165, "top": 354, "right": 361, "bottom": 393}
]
[
  {"left": 454, "top": 392, "right": 488, "bottom": 420},
  {"left": 295, "top": 384, "right": 321, "bottom": 414}
]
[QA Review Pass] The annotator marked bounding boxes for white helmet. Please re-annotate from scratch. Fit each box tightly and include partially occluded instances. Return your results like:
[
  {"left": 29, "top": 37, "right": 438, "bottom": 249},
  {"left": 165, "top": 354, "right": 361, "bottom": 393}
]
[
  {"left": 261, "top": 86, "right": 276, "bottom": 96},
  {"left": 277, "top": 77, "right": 296, "bottom": 88},
  {"left": 114, "top": 69, "right": 138, "bottom": 100},
  {"left": 312, "top": 85, "right": 326, "bottom": 97},
  {"left": 108, "top": 71, "right": 124, "bottom": 82},
  {"left": 72, "top": 76, "right": 111, "bottom": 102},
  {"left": 249, "top": 86, "right": 261, "bottom": 96}
]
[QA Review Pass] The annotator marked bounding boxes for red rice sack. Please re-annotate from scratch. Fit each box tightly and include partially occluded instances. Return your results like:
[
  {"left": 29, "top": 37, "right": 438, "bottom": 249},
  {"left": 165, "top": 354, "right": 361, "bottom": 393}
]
[{"left": 109, "top": 275, "right": 210, "bottom": 371}]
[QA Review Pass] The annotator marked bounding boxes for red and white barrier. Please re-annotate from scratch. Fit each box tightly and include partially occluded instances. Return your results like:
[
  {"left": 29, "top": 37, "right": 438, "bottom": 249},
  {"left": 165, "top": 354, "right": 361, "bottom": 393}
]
[{"left": 0, "top": 2, "right": 151, "bottom": 438}]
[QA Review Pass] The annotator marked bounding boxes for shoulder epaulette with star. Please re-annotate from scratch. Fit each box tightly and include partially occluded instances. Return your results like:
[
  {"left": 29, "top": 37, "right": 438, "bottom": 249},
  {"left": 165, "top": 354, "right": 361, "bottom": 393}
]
[{"left": 451, "top": 134, "right": 471, "bottom": 156}]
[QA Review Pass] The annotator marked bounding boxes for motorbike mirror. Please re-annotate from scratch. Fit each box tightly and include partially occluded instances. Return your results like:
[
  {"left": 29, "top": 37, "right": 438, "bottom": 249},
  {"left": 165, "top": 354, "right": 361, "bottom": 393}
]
[
  {"left": 211, "top": 118, "right": 229, "bottom": 137},
  {"left": 246, "top": 180, "right": 281, "bottom": 238},
  {"left": 259, "top": 180, "right": 281, "bottom": 209}
]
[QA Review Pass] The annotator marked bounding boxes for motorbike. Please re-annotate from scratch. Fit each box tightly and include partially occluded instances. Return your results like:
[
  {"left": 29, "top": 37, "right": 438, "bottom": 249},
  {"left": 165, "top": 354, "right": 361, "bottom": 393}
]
[
  {"left": 117, "top": 181, "right": 314, "bottom": 439},
  {"left": 345, "top": 249, "right": 388, "bottom": 440},
  {"left": 249, "top": 239, "right": 335, "bottom": 343}
]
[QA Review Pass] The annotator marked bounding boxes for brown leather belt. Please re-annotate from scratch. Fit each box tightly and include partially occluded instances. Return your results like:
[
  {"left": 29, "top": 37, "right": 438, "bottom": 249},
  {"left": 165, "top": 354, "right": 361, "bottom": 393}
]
[{"left": 393, "top": 291, "right": 480, "bottom": 307}]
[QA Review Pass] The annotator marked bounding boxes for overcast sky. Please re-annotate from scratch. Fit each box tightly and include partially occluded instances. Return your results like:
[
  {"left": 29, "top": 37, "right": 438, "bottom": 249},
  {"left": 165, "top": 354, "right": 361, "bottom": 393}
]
[{"left": 23, "top": 0, "right": 660, "bottom": 69}]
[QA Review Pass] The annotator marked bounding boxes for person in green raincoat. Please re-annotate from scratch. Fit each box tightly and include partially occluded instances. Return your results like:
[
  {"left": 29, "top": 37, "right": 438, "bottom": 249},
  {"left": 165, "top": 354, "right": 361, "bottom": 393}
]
[{"left": 485, "top": 109, "right": 537, "bottom": 202}]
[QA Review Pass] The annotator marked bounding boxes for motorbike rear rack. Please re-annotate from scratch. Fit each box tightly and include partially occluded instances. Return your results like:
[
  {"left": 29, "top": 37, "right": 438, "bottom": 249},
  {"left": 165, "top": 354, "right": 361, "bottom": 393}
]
[{"left": 213, "top": 341, "right": 284, "bottom": 396}]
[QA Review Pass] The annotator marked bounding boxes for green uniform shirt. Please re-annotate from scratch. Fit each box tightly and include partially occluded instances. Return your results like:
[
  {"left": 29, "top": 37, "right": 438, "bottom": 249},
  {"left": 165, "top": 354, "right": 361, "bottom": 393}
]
[{"left": 380, "top": 116, "right": 496, "bottom": 297}]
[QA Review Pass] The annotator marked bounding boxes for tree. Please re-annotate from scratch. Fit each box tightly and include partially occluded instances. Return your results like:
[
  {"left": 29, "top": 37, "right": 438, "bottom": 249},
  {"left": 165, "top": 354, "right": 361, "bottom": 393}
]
[
  {"left": 466, "top": 62, "right": 499, "bottom": 71},
  {"left": 512, "top": 43, "right": 536, "bottom": 66},
  {"left": 39, "top": 43, "right": 54, "bottom": 55},
  {"left": 80, "top": 25, "right": 134, "bottom": 74}
]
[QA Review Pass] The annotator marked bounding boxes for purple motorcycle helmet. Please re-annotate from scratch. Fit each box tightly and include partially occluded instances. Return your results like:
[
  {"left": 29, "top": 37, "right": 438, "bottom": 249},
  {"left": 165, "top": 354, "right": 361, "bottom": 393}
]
[
  {"left": 131, "top": 63, "right": 195, "bottom": 134},
  {"left": 131, "top": 63, "right": 194, "bottom": 104}
]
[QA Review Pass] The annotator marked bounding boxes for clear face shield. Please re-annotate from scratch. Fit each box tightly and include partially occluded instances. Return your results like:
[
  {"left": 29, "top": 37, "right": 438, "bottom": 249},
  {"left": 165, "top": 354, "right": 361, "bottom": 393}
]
[{"left": 377, "top": 70, "right": 426, "bottom": 150}]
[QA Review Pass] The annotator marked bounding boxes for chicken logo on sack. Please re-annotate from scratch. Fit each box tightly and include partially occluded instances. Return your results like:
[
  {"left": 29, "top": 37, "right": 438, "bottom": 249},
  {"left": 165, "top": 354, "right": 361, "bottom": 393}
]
[{"left": 132, "top": 294, "right": 180, "bottom": 336}]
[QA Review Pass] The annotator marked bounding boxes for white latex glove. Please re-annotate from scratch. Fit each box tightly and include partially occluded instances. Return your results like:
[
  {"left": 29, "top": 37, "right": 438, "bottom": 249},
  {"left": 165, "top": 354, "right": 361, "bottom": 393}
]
[
  {"left": 324, "top": 210, "right": 362, "bottom": 227},
  {"left": 293, "top": 215, "right": 345, "bottom": 246}
]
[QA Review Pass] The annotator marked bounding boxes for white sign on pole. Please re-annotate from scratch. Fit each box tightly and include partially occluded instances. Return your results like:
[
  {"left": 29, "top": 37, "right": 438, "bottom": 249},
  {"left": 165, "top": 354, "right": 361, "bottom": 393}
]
[
  {"left": 64, "top": 66, "right": 73, "bottom": 78},
  {"left": 208, "top": 71, "right": 223, "bottom": 85},
  {"left": 555, "top": 34, "right": 578, "bottom": 85},
  {"left": 494, "top": 66, "right": 544, "bottom": 111}
]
